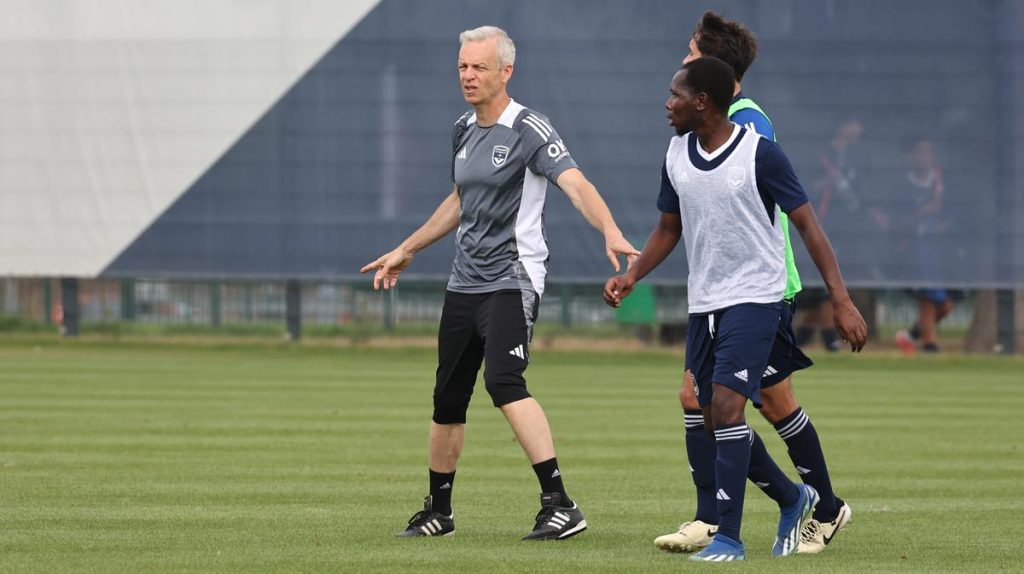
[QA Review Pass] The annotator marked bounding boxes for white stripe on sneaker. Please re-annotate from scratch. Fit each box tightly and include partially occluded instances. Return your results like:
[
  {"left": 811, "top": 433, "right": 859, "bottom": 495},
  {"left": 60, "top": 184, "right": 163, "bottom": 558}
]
[{"left": 557, "top": 519, "right": 587, "bottom": 539}]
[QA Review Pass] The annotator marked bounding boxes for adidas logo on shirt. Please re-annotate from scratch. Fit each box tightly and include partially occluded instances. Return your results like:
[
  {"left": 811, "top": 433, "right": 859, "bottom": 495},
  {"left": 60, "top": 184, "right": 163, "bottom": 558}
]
[
  {"left": 456, "top": 147, "right": 467, "bottom": 159},
  {"left": 716, "top": 488, "right": 731, "bottom": 501},
  {"left": 508, "top": 344, "right": 525, "bottom": 359},
  {"left": 734, "top": 369, "right": 748, "bottom": 382}
]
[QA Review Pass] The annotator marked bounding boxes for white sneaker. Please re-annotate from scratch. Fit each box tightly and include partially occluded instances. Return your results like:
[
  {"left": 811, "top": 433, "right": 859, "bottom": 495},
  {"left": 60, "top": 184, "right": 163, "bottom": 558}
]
[
  {"left": 797, "top": 502, "right": 852, "bottom": 554},
  {"left": 654, "top": 520, "right": 717, "bottom": 553}
]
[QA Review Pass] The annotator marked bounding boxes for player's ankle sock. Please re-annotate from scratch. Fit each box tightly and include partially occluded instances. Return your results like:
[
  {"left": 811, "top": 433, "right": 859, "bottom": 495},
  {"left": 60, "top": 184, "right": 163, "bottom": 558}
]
[
  {"left": 685, "top": 409, "right": 718, "bottom": 524},
  {"left": 773, "top": 408, "right": 839, "bottom": 521},
  {"left": 747, "top": 430, "right": 800, "bottom": 508},
  {"left": 713, "top": 423, "right": 752, "bottom": 543},
  {"left": 532, "top": 457, "right": 572, "bottom": 507},
  {"left": 429, "top": 468, "right": 455, "bottom": 515},
  {"left": 908, "top": 323, "right": 921, "bottom": 340}
]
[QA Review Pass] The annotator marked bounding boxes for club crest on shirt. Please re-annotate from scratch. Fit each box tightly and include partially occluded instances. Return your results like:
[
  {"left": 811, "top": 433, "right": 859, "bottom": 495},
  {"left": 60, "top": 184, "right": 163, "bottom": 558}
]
[
  {"left": 492, "top": 145, "right": 510, "bottom": 167},
  {"left": 727, "top": 166, "right": 746, "bottom": 188}
]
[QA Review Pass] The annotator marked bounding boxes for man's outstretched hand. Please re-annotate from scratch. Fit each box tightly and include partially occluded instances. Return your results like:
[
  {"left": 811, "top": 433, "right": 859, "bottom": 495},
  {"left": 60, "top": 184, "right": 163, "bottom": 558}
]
[{"left": 360, "top": 248, "right": 414, "bottom": 290}]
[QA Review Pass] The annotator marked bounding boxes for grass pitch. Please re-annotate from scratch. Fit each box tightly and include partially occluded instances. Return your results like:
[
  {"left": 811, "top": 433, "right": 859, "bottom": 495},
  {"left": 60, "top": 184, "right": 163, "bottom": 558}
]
[{"left": 0, "top": 338, "right": 1020, "bottom": 573}]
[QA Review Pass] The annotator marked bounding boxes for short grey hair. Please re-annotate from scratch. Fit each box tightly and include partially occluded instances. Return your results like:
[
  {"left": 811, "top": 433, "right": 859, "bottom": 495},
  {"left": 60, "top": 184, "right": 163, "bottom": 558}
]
[{"left": 459, "top": 26, "right": 516, "bottom": 67}]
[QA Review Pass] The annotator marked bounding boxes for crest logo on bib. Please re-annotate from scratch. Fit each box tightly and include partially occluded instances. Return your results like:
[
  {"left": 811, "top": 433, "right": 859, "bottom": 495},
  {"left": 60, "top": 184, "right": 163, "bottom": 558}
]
[
  {"left": 727, "top": 166, "right": 746, "bottom": 188},
  {"left": 492, "top": 145, "right": 510, "bottom": 167}
]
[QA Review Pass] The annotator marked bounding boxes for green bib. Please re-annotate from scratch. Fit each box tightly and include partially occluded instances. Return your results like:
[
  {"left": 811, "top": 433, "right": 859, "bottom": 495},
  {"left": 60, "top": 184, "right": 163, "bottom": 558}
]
[{"left": 729, "top": 98, "right": 803, "bottom": 300}]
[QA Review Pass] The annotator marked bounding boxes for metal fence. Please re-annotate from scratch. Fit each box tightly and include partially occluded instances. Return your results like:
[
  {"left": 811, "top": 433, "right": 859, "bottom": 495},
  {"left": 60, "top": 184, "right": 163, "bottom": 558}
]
[{"left": 0, "top": 276, "right": 976, "bottom": 333}]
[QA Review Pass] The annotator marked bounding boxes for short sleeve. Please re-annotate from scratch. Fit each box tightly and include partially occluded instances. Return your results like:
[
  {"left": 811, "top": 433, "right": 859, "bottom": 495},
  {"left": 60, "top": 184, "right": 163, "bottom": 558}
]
[
  {"left": 755, "top": 139, "right": 809, "bottom": 213},
  {"left": 520, "top": 113, "right": 579, "bottom": 184},
  {"left": 731, "top": 108, "right": 775, "bottom": 141},
  {"left": 657, "top": 161, "right": 680, "bottom": 214}
]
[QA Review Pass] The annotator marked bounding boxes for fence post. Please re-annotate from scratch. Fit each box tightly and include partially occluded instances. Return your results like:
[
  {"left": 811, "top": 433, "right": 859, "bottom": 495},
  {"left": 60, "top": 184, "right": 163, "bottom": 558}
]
[
  {"left": 209, "top": 281, "right": 221, "bottom": 327},
  {"left": 996, "top": 290, "right": 1015, "bottom": 354},
  {"left": 286, "top": 279, "right": 302, "bottom": 341},
  {"left": 3, "top": 276, "right": 16, "bottom": 315},
  {"left": 42, "top": 279, "right": 52, "bottom": 325},
  {"left": 244, "top": 283, "right": 254, "bottom": 322},
  {"left": 121, "top": 279, "right": 135, "bottom": 321},
  {"left": 560, "top": 284, "right": 572, "bottom": 328},
  {"left": 60, "top": 277, "right": 80, "bottom": 337},
  {"left": 383, "top": 286, "right": 395, "bottom": 332}
]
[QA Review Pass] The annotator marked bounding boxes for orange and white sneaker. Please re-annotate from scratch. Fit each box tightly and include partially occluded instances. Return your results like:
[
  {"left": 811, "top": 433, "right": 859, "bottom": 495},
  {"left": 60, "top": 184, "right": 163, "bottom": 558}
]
[{"left": 895, "top": 330, "right": 916, "bottom": 356}]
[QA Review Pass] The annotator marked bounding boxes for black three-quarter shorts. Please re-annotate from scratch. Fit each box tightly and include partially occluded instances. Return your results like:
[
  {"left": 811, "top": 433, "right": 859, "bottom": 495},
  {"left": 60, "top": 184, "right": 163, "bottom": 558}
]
[{"left": 431, "top": 288, "right": 539, "bottom": 424}]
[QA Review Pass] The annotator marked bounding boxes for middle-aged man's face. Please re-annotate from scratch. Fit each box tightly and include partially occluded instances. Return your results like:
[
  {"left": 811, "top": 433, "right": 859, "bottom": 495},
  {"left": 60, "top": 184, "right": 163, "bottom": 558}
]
[
  {"left": 666, "top": 69, "right": 703, "bottom": 136},
  {"left": 458, "top": 38, "right": 511, "bottom": 106},
  {"left": 682, "top": 35, "right": 702, "bottom": 66}
]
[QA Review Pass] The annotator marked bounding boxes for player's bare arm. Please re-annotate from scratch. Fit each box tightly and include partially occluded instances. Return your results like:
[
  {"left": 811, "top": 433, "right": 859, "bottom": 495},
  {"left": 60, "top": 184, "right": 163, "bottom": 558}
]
[
  {"left": 555, "top": 168, "right": 640, "bottom": 272},
  {"left": 603, "top": 212, "right": 682, "bottom": 307},
  {"left": 360, "top": 185, "right": 461, "bottom": 290},
  {"left": 786, "top": 202, "right": 868, "bottom": 351}
]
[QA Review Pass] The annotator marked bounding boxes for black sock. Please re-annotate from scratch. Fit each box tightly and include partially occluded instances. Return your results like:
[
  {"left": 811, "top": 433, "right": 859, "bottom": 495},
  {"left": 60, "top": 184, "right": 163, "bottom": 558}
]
[
  {"left": 713, "top": 423, "right": 752, "bottom": 543},
  {"left": 908, "top": 323, "right": 921, "bottom": 340},
  {"left": 684, "top": 409, "right": 718, "bottom": 524},
  {"left": 773, "top": 408, "right": 839, "bottom": 522},
  {"left": 532, "top": 457, "right": 572, "bottom": 507},
  {"left": 747, "top": 430, "right": 799, "bottom": 508},
  {"left": 429, "top": 468, "right": 455, "bottom": 516}
]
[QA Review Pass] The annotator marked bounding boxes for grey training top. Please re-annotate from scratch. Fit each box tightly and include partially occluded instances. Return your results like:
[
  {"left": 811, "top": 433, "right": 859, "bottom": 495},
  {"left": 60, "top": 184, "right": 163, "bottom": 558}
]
[{"left": 447, "top": 99, "right": 578, "bottom": 297}]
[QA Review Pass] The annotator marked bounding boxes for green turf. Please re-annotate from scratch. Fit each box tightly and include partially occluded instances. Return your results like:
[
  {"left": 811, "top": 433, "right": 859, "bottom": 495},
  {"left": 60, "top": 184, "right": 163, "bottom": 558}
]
[{"left": 0, "top": 339, "right": 1020, "bottom": 573}]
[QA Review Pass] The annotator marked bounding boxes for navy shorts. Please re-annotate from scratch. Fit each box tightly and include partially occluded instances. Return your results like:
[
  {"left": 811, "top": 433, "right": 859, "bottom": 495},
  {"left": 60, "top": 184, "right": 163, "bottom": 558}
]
[
  {"left": 761, "top": 300, "right": 814, "bottom": 388},
  {"left": 686, "top": 301, "right": 812, "bottom": 408}
]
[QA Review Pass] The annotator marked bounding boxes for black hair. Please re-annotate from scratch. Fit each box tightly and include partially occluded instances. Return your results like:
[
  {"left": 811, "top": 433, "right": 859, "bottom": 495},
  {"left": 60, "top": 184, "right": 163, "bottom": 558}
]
[
  {"left": 681, "top": 57, "right": 736, "bottom": 112},
  {"left": 693, "top": 11, "right": 758, "bottom": 81}
]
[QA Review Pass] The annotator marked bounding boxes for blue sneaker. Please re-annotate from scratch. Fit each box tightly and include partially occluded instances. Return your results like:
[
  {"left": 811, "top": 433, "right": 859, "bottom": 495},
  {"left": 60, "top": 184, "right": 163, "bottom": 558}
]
[
  {"left": 772, "top": 484, "right": 819, "bottom": 557},
  {"left": 689, "top": 534, "right": 745, "bottom": 562}
]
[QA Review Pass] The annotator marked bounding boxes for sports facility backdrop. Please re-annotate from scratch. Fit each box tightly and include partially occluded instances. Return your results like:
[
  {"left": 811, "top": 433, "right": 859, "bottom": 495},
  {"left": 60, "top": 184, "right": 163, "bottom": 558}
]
[{"left": 2, "top": 0, "right": 1022, "bottom": 289}]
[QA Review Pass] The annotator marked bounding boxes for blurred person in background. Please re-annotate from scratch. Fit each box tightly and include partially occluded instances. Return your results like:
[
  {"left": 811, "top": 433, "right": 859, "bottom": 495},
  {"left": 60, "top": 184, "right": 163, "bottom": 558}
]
[
  {"left": 893, "top": 136, "right": 957, "bottom": 354},
  {"left": 801, "top": 117, "right": 886, "bottom": 351}
]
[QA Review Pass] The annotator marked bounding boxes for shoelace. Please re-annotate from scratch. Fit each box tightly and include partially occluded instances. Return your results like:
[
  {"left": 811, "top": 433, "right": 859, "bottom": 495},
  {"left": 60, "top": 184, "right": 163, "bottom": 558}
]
[
  {"left": 800, "top": 519, "right": 821, "bottom": 543},
  {"left": 407, "top": 510, "right": 431, "bottom": 527},
  {"left": 533, "top": 505, "right": 560, "bottom": 529}
]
